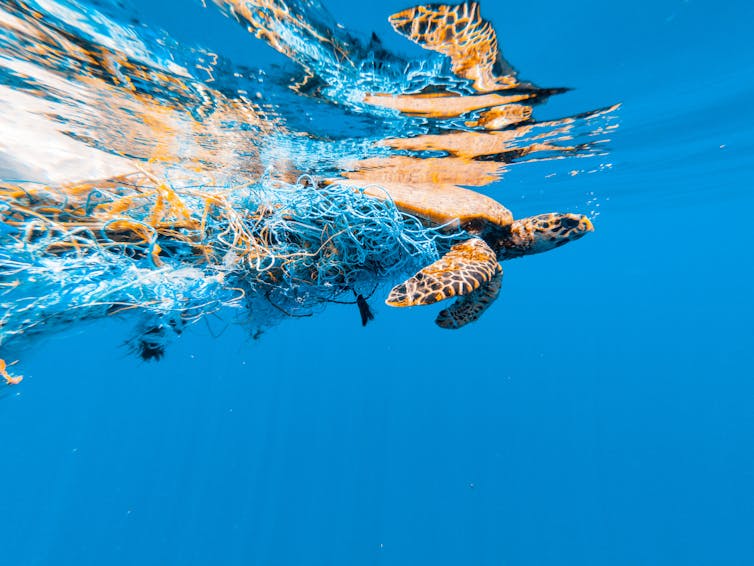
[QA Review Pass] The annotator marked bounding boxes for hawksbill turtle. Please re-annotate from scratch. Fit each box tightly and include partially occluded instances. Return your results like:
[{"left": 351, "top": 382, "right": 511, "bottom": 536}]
[
  {"left": 385, "top": 193, "right": 593, "bottom": 329},
  {"left": 337, "top": 2, "right": 595, "bottom": 329},
  {"left": 343, "top": 179, "right": 593, "bottom": 329}
]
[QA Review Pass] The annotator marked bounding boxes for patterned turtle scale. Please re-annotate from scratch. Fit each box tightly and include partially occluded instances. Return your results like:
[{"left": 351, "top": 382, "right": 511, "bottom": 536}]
[
  {"left": 436, "top": 269, "right": 503, "bottom": 329},
  {"left": 386, "top": 238, "right": 501, "bottom": 307}
]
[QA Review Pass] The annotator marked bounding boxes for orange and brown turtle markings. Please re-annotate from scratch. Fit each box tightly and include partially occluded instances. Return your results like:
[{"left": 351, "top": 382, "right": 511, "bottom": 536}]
[
  {"left": 343, "top": 180, "right": 512, "bottom": 228},
  {"left": 435, "top": 268, "right": 502, "bottom": 329},
  {"left": 388, "top": 2, "right": 518, "bottom": 93},
  {"left": 386, "top": 237, "right": 500, "bottom": 307}
]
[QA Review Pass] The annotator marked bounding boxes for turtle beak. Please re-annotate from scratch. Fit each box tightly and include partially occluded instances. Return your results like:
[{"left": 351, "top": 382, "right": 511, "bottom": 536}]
[{"left": 581, "top": 216, "right": 594, "bottom": 232}]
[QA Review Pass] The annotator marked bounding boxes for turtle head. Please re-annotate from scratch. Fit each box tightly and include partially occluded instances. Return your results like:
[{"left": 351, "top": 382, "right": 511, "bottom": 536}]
[{"left": 496, "top": 213, "right": 594, "bottom": 258}]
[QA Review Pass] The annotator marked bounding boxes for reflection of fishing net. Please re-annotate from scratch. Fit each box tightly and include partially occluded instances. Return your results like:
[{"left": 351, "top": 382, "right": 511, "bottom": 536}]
[{"left": 0, "top": 174, "right": 452, "bottom": 347}]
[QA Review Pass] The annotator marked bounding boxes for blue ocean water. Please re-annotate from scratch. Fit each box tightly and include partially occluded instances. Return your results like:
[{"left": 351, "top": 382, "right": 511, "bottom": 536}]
[{"left": 1, "top": 0, "right": 753, "bottom": 565}]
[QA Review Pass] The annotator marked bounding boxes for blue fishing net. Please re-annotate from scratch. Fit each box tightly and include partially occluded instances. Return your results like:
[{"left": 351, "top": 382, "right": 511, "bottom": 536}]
[
  {"left": 0, "top": 0, "right": 619, "bottom": 366},
  {"left": 0, "top": 175, "right": 456, "bottom": 348}
]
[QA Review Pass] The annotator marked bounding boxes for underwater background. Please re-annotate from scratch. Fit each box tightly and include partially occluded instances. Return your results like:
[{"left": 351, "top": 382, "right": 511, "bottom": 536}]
[{"left": 1, "top": 0, "right": 753, "bottom": 564}]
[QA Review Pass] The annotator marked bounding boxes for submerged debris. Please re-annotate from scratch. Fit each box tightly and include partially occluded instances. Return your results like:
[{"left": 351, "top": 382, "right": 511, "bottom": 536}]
[
  {"left": 356, "top": 294, "right": 375, "bottom": 327},
  {"left": 0, "top": 175, "right": 449, "bottom": 348}
]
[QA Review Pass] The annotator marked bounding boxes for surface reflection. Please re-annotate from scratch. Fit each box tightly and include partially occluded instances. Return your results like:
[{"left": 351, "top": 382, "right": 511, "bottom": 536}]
[{"left": 0, "top": 0, "right": 617, "bottom": 368}]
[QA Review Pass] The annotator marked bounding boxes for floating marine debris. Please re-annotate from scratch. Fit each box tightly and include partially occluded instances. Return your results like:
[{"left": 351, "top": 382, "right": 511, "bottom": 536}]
[{"left": 0, "top": 0, "right": 618, "bottom": 375}]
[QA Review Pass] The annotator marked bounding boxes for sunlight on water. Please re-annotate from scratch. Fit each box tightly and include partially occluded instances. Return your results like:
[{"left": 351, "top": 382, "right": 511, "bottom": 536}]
[{"left": 0, "top": 0, "right": 618, "bottom": 370}]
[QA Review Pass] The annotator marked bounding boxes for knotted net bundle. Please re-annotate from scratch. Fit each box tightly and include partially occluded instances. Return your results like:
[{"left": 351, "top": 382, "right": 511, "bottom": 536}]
[{"left": 0, "top": 173, "right": 454, "bottom": 349}]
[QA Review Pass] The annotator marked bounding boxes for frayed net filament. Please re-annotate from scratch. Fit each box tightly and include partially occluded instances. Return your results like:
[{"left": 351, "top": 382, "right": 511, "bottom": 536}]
[{"left": 0, "top": 173, "right": 448, "bottom": 346}]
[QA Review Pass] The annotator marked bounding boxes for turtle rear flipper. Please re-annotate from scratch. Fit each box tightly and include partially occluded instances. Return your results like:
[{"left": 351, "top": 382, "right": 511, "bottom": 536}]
[
  {"left": 386, "top": 238, "right": 499, "bottom": 307},
  {"left": 388, "top": 2, "right": 518, "bottom": 92},
  {"left": 436, "top": 269, "right": 502, "bottom": 329}
]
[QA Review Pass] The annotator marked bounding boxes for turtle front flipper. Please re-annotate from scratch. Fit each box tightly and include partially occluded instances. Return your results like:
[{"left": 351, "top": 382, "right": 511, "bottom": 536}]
[
  {"left": 435, "top": 269, "right": 502, "bottom": 329},
  {"left": 388, "top": 2, "right": 518, "bottom": 92},
  {"left": 386, "top": 238, "right": 499, "bottom": 307}
]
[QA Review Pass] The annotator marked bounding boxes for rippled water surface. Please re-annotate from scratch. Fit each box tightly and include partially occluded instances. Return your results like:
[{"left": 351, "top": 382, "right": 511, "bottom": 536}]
[{"left": 1, "top": 1, "right": 752, "bottom": 565}]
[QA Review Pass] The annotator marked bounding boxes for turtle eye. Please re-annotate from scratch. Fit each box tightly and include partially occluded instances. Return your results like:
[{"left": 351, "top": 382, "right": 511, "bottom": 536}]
[{"left": 560, "top": 216, "right": 580, "bottom": 230}]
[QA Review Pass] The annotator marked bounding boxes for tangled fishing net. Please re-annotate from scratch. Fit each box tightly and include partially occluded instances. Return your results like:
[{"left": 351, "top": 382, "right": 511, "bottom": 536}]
[
  {"left": 0, "top": 0, "right": 621, "bottom": 382},
  {"left": 0, "top": 172, "right": 456, "bottom": 357}
]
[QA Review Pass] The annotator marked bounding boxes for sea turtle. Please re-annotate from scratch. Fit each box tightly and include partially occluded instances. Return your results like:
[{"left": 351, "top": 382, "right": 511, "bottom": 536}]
[
  {"left": 343, "top": 179, "right": 593, "bottom": 329},
  {"left": 333, "top": 2, "right": 596, "bottom": 329},
  {"left": 217, "top": 1, "right": 599, "bottom": 329}
]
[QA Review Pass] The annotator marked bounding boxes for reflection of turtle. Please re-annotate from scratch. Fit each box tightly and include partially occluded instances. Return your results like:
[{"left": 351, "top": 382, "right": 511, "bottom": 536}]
[
  {"left": 387, "top": 2, "right": 521, "bottom": 93},
  {"left": 345, "top": 180, "right": 593, "bottom": 329},
  {"left": 338, "top": 2, "right": 594, "bottom": 329},
  {"left": 222, "top": 0, "right": 600, "bottom": 328}
]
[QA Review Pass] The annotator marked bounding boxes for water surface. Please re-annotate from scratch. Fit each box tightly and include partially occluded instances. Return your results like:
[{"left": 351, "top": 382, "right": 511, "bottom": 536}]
[{"left": 1, "top": 1, "right": 752, "bottom": 565}]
